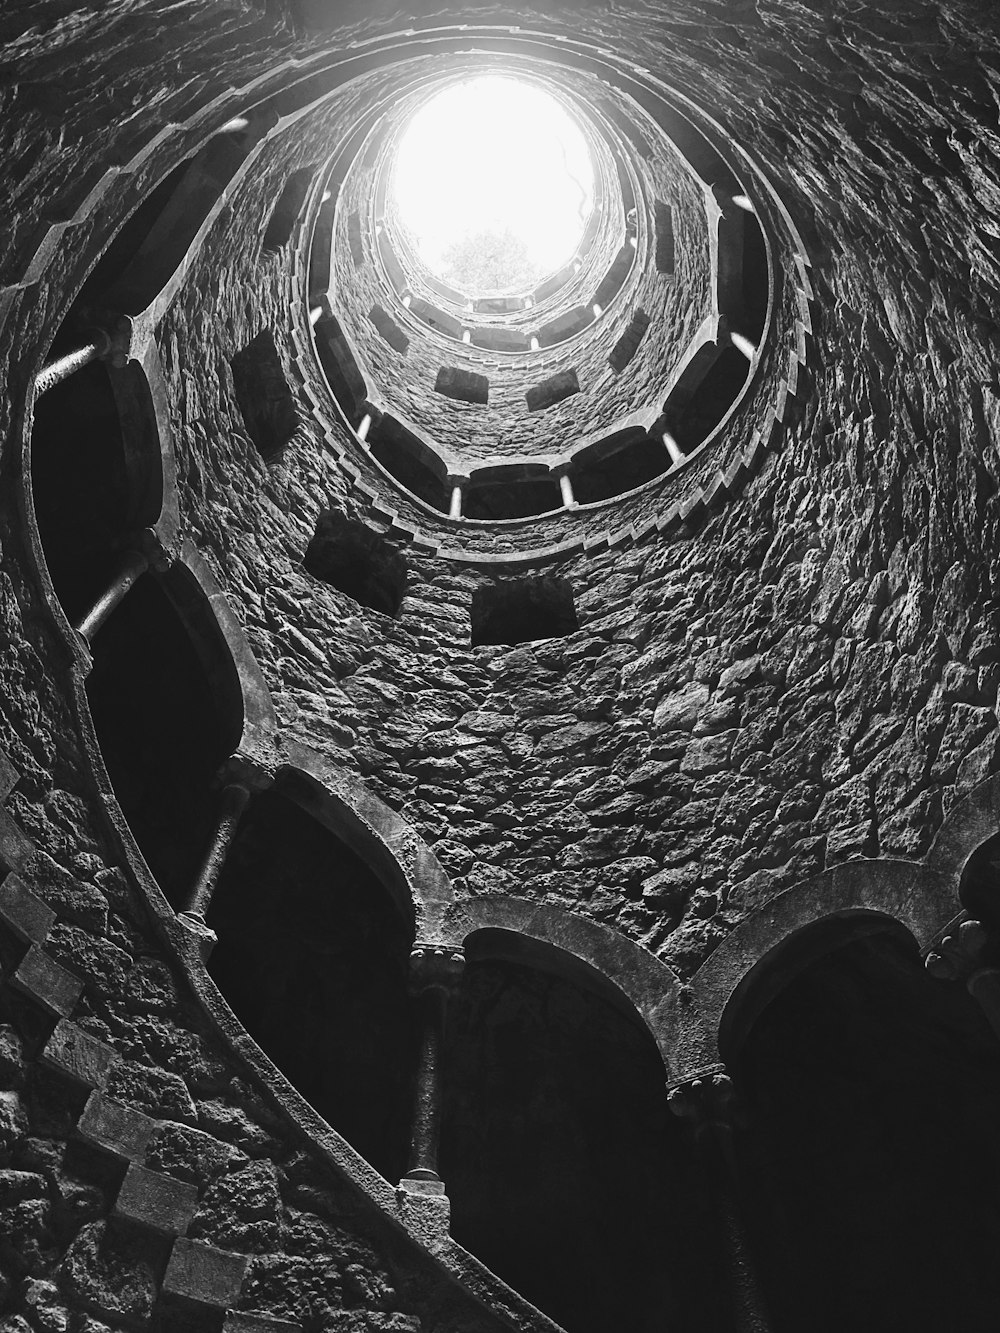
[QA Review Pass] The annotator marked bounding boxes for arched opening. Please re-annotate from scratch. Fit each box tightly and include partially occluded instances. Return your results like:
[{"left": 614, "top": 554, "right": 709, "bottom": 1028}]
[
  {"left": 30, "top": 358, "right": 132, "bottom": 626},
  {"left": 663, "top": 345, "right": 748, "bottom": 452},
  {"left": 463, "top": 468, "right": 562, "bottom": 521},
  {"left": 206, "top": 788, "right": 416, "bottom": 1182},
  {"left": 959, "top": 832, "right": 1000, "bottom": 926},
  {"left": 571, "top": 427, "right": 669, "bottom": 504},
  {"left": 85, "top": 570, "right": 242, "bottom": 909},
  {"left": 729, "top": 922, "right": 1000, "bottom": 1333},
  {"left": 741, "top": 214, "right": 769, "bottom": 342},
  {"left": 440, "top": 933, "right": 723, "bottom": 1333},
  {"left": 368, "top": 416, "right": 451, "bottom": 513}
]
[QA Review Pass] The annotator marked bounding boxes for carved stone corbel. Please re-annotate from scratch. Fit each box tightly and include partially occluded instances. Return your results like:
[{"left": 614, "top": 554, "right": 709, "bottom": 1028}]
[{"left": 925, "top": 917, "right": 1000, "bottom": 1041}]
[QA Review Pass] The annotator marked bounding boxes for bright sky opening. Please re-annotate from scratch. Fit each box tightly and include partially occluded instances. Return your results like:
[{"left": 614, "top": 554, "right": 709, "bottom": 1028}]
[{"left": 392, "top": 76, "right": 595, "bottom": 295}]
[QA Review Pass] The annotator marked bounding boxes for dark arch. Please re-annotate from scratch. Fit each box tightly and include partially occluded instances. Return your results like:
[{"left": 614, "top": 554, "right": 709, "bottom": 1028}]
[
  {"left": 440, "top": 928, "right": 725, "bottom": 1333},
  {"left": 206, "top": 784, "right": 418, "bottom": 1183},
  {"left": 689, "top": 859, "right": 959, "bottom": 1078},
  {"left": 83, "top": 565, "right": 245, "bottom": 909},
  {"left": 280, "top": 741, "right": 454, "bottom": 940},
  {"left": 729, "top": 921, "right": 1000, "bottom": 1333},
  {"left": 439, "top": 896, "right": 691, "bottom": 1080}
]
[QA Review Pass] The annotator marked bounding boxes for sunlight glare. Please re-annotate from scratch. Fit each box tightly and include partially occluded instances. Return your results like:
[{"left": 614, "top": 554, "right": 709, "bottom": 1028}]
[{"left": 392, "top": 76, "right": 594, "bottom": 295}]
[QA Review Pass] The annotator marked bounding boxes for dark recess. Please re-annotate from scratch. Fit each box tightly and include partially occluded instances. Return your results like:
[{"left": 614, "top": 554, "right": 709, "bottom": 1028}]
[
  {"left": 230, "top": 329, "right": 298, "bottom": 459},
  {"left": 85, "top": 572, "right": 240, "bottom": 909},
  {"left": 441, "top": 955, "right": 725, "bottom": 1333},
  {"left": 664, "top": 345, "right": 748, "bottom": 450},
  {"left": 207, "top": 789, "right": 416, "bottom": 1183},
  {"left": 30, "top": 360, "right": 132, "bottom": 625},
  {"left": 471, "top": 577, "right": 578, "bottom": 646},
  {"left": 435, "top": 366, "right": 489, "bottom": 405},
  {"left": 741, "top": 214, "right": 769, "bottom": 341},
  {"left": 526, "top": 369, "right": 580, "bottom": 412},
  {"left": 654, "top": 200, "right": 675, "bottom": 274},
  {"left": 263, "top": 165, "right": 315, "bottom": 252},
  {"left": 303, "top": 510, "right": 407, "bottom": 617},
  {"left": 463, "top": 470, "right": 562, "bottom": 521},
  {"left": 572, "top": 431, "right": 668, "bottom": 504},
  {"left": 733, "top": 928, "right": 1000, "bottom": 1333},
  {"left": 314, "top": 314, "right": 367, "bottom": 419},
  {"left": 369, "top": 416, "right": 450, "bottom": 513},
  {"left": 608, "top": 308, "right": 651, "bottom": 372},
  {"left": 369, "top": 304, "right": 410, "bottom": 355}
]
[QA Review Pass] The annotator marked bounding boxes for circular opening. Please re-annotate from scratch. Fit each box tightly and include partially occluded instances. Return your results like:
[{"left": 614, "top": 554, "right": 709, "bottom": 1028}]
[{"left": 391, "top": 75, "right": 595, "bottom": 298}]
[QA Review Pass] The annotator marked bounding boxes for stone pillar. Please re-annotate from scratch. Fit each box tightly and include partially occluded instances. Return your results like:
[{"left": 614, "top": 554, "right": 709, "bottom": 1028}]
[
  {"left": 925, "top": 918, "right": 1000, "bottom": 1041},
  {"left": 179, "top": 773, "right": 256, "bottom": 927},
  {"left": 74, "top": 548, "right": 150, "bottom": 641},
  {"left": 397, "top": 944, "right": 464, "bottom": 1246},
  {"left": 558, "top": 471, "right": 577, "bottom": 509},
  {"left": 668, "top": 1071, "right": 773, "bottom": 1333},
  {"left": 34, "top": 332, "right": 111, "bottom": 396},
  {"left": 405, "top": 943, "right": 464, "bottom": 1186},
  {"left": 447, "top": 476, "right": 466, "bottom": 521}
]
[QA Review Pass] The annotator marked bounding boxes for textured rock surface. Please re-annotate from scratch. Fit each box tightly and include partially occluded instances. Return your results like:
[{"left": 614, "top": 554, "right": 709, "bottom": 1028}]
[{"left": 3, "top": 0, "right": 1000, "bottom": 1330}]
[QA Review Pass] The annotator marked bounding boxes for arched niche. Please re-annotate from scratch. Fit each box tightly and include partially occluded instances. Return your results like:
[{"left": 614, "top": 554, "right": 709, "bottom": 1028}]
[
  {"left": 84, "top": 562, "right": 246, "bottom": 910},
  {"left": 205, "top": 783, "right": 417, "bottom": 1184},
  {"left": 29, "top": 353, "right": 165, "bottom": 627},
  {"left": 726, "top": 918, "right": 1000, "bottom": 1333},
  {"left": 440, "top": 926, "right": 726, "bottom": 1333},
  {"left": 689, "top": 859, "right": 961, "bottom": 1076}
]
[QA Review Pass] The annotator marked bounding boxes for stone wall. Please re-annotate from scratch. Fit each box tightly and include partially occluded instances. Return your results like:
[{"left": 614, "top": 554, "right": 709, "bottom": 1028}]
[{"left": 3, "top": 1, "right": 1000, "bottom": 1331}]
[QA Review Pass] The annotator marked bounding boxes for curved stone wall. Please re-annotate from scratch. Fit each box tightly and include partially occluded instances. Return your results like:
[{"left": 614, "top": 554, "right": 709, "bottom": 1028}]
[{"left": 4, "top": 2, "right": 1000, "bottom": 1332}]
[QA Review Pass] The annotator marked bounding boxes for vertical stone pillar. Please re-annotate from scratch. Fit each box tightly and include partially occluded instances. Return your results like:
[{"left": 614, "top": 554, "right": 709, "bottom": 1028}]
[
  {"left": 398, "top": 944, "right": 464, "bottom": 1245},
  {"left": 447, "top": 476, "right": 466, "bottom": 521},
  {"left": 668, "top": 1071, "right": 773, "bottom": 1333},
  {"left": 925, "top": 918, "right": 1000, "bottom": 1041}
]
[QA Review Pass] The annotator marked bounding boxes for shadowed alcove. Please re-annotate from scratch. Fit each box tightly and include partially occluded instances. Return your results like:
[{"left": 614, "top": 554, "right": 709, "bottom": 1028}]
[
  {"left": 728, "top": 922, "right": 1000, "bottom": 1333},
  {"left": 85, "top": 570, "right": 242, "bottom": 909},
  {"left": 440, "top": 935, "right": 725, "bottom": 1333},
  {"left": 206, "top": 788, "right": 417, "bottom": 1183},
  {"left": 30, "top": 358, "right": 133, "bottom": 626}
]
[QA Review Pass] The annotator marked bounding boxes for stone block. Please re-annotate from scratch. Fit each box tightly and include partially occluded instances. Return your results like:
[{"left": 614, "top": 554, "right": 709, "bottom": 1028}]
[
  {"left": 0, "top": 747, "right": 19, "bottom": 800},
  {"left": 0, "top": 808, "right": 35, "bottom": 875},
  {"left": 223, "top": 1315, "right": 301, "bottom": 1333},
  {"left": 12, "top": 945, "right": 83, "bottom": 1016},
  {"left": 41, "top": 1019, "right": 116, "bottom": 1088},
  {"left": 0, "top": 875, "right": 55, "bottom": 944},
  {"left": 115, "top": 1163, "right": 198, "bottom": 1235},
  {"left": 163, "top": 1238, "right": 249, "bottom": 1308},
  {"left": 78, "top": 1091, "right": 156, "bottom": 1161}
]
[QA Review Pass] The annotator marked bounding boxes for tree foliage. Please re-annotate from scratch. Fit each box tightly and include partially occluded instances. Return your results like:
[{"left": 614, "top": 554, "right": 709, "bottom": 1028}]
[{"left": 441, "top": 226, "right": 542, "bottom": 294}]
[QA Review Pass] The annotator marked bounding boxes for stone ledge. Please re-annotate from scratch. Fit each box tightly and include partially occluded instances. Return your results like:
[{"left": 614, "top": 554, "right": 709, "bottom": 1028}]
[
  {"left": 163, "top": 1237, "right": 250, "bottom": 1308},
  {"left": 12, "top": 944, "right": 83, "bottom": 1016},
  {"left": 41, "top": 1018, "right": 116, "bottom": 1087},
  {"left": 78, "top": 1090, "right": 157, "bottom": 1161},
  {"left": 0, "top": 875, "right": 56, "bottom": 945},
  {"left": 115, "top": 1161, "right": 198, "bottom": 1235}
]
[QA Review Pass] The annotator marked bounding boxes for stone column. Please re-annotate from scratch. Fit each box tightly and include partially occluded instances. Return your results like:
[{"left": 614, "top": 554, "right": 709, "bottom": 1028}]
[
  {"left": 34, "top": 332, "right": 111, "bottom": 396},
  {"left": 405, "top": 944, "right": 464, "bottom": 1187},
  {"left": 925, "top": 918, "right": 1000, "bottom": 1041},
  {"left": 397, "top": 944, "right": 464, "bottom": 1245},
  {"left": 74, "top": 548, "right": 150, "bottom": 641},
  {"left": 447, "top": 476, "right": 467, "bottom": 521},
  {"left": 180, "top": 767, "right": 266, "bottom": 933},
  {"left": 668, "top": 1071, "right": 773, "bottom": 1333}
]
